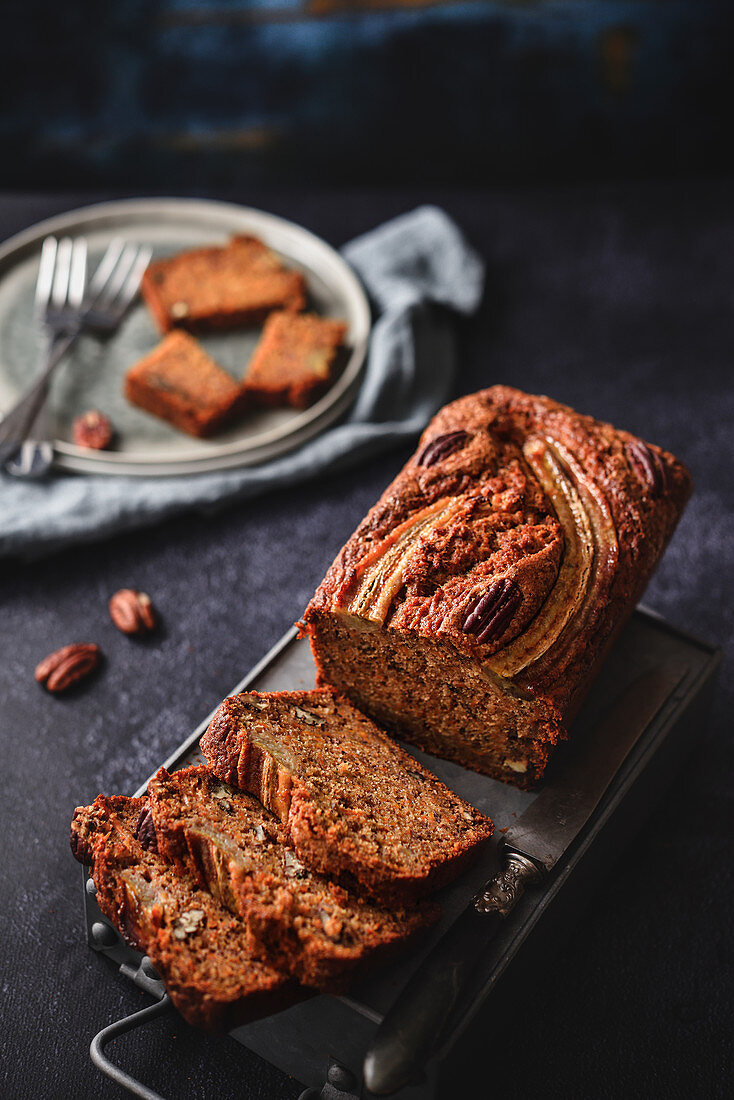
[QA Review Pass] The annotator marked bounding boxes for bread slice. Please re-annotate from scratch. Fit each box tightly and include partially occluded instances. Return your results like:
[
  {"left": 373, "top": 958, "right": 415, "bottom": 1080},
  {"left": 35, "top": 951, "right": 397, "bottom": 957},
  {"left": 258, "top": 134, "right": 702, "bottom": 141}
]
[
  {"left": 147, "top": 766, "right": 438, "bottom": 992},
  {"left": 141, "top": 236, "right": 306, "bottom": 333},
  {"left": 70, "top": 794, "right": 299, "bottom": 1032},
  {"left": 71, "top": 793, "right": 149, "bottom": 867},
  {"left": 243, "top": 311, "right": 346, "bottom": 408},
  {"left": 125, "top": 331, "right": 249, "bottom": 438},
  {"left": 199, "top": 690, "right": 493, "bottom": 905}
]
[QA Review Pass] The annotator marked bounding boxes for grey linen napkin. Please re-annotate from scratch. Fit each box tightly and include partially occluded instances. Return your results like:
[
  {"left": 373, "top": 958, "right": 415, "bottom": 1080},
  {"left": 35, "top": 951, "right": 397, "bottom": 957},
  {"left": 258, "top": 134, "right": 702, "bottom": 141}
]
[{"left": 0, "top": 206, "right": 484, "bottom": 559}]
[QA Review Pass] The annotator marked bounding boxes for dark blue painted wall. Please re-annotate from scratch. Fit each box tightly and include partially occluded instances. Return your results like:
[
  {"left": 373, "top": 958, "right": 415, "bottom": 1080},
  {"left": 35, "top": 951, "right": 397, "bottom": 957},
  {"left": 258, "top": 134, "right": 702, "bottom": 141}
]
[{"left": 2, "top": 1, "right": 732, "bottom": 188}]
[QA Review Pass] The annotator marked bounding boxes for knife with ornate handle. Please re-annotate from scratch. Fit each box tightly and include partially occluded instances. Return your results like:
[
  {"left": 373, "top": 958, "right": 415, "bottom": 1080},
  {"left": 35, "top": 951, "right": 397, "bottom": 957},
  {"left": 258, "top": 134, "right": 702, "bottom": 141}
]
[{"left": 363, "top": 664, "right": 687, "bottom": 1096}]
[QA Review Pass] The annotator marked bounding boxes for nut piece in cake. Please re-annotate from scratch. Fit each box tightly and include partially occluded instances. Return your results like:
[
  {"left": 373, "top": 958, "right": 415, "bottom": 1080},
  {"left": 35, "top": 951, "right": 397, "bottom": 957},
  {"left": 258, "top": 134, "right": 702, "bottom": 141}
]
[
  {"left": 243, "top": 311, "right": 347, "bottom": 409},
  {"left": 124, "top": 331, "right": 248, "bottom": 438},
  {"left": 140, "top": 236, "right": 306, "bottom": 333}
]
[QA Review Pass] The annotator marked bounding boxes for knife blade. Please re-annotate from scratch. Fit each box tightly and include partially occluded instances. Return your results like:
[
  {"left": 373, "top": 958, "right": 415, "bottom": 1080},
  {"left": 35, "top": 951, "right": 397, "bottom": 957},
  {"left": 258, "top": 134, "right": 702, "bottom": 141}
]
[
  {"left": 500, "top": 663, "right": 688, "bottom": 871},
  {"left": 363, "top": 664, "right": 687, "bottom": 1096}
]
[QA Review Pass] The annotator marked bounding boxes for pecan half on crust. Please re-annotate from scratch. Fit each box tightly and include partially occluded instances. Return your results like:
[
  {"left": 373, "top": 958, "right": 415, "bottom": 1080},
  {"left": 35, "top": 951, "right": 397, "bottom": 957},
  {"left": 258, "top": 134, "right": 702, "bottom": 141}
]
[
  {"left": 626, "top": 441, "right": 667, "bottom": 495},
  {"left": 109, "top": 589, "right": 156, "bottom": 635},
  {"left": 35, "top": 643, "right": 101, "bottom": 693},
  {"left": 462, "top": 578, "right": 523, "bottom": 645},
  {"left": 416, "top": 430, "right": 470, "bottom": 468}
]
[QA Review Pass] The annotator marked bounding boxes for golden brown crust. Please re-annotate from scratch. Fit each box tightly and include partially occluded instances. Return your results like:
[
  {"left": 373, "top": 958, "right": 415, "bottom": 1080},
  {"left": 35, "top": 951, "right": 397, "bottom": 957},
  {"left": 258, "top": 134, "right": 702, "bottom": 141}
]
[
  {"left": 124, "top": 331, "right": 248, "bottom": 437},
  {"left": 140, "top": 236, "right": 306, "bottom": 334},
  {"left": 243, "top": 311, "right": 346, "bottom": 408},
  {"left": 302, "top": 386, "right": 692, "bottom": 787},
  {"left": 200, "top": 689, "right": 493, "bottom": 905}
]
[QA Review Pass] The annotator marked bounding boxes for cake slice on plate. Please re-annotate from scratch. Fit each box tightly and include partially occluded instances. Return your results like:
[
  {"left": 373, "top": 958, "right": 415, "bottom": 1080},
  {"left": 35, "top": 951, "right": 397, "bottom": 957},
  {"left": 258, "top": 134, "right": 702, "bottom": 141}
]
[
  {"left": 243, "top": 311, "right": 346, "bottom": 408},
  {"left": 125, "top": 330, "right": 248, "bottom": 437},
  {"left": 141, "top": 236, "right": 306, "bottom": 333}
]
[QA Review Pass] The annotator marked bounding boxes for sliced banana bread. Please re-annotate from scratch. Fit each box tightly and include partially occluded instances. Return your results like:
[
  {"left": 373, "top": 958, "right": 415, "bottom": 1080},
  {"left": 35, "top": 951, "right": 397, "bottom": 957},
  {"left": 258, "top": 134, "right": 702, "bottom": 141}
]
[
  {"left": 242, "top": 311, "right": 346, "bottom": 408},
  {"left": 147, "top": 766, "right": 438, "bottom": 992},
  {"left": 124, "top": 331, "right": 248, "bottom": 437},
  {"left": 141, "top": 235, "right": 306, "bottom": 333},
  {"left": 199, "top": 690, "right": 493, "bottom": 905},
  {"left": 70, "top": 794, "right": 298, "bottom": 1032}
]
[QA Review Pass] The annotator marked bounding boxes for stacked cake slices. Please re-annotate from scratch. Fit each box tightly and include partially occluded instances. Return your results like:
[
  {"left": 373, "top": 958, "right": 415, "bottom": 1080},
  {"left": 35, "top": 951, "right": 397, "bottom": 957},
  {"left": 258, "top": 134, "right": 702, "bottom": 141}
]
[
  {"left": 71, "top": 689, "right": 492, "bottom": 1031},
  {"left": 72, "top": 795, "right": 298, "bottom": 1032}
]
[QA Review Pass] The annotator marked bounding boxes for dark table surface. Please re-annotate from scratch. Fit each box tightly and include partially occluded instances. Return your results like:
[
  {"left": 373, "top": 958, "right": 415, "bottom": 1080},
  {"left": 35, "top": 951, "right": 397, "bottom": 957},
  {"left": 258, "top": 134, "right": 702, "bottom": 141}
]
[{"left": 1, "top": 180, "right": 731, "bottom": 1100}]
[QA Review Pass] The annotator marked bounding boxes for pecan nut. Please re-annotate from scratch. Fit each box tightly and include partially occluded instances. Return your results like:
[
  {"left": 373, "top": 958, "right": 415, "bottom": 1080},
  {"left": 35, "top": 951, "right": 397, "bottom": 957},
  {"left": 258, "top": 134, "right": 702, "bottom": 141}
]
[
  {"left": 134, "top": 807, "right": 158, "bottom": 853},
  {"left": 109, "top": 589, "right": 156, "bottom": 635},
  {"left": 35, "top": 643, "right": 101, "bottom": 693},
  {"left": 462, "top": 578, "right": 522, "bottom": 645},
  {"left": 416, "top": 430, "right": 470, "bottom": 468},
  {"left": 72, "top": 410, "right": 113, "bottom": 450},
  {"left": 626, "top": 441, "right": 667, "bottom": 495}
]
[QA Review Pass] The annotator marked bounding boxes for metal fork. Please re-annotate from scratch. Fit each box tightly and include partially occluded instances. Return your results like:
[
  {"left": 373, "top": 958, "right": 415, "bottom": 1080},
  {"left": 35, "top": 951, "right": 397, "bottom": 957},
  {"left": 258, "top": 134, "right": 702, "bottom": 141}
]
[
  {"left": 1, "top": 236, "right": 151, "bottom": 477},
  {"left": 4, "top": 237, "right": 90, "bottom": 477}
]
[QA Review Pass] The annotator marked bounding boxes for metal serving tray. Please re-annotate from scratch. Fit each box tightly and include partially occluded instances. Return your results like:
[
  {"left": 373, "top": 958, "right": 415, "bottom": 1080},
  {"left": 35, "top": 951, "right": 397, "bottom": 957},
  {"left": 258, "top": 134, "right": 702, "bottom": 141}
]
[{"left": 82, "top": 608, "right": 721, "bottom": 1099}]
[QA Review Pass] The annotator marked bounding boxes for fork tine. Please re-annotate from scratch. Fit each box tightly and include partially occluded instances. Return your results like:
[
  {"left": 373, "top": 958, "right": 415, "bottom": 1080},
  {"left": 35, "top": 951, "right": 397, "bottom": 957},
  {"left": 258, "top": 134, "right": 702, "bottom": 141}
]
[
  {"left": 51, "top": 237, "right": 73, "bottom": 309},
  {"left": 67, "top": 239, "right": 88, "bottom": 308},
  {"left": 34, "top": 237, "right": 58, "bottom": 315},
  {"left": 112, "top": 245, "right": 152, "bottom": 314},
  {"left": 87, "top": 237, "right": 125, "bottom": 299},
  {"left": 97, "top": 243, "right": 139, "bottom": 305}
]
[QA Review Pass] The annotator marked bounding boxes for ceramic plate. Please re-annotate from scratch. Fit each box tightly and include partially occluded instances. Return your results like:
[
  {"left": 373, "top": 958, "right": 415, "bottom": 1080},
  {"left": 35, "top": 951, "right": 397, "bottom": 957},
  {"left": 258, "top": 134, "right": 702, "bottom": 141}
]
[{"left": 0, "top": 199, "right": 370, "bottom": 476}]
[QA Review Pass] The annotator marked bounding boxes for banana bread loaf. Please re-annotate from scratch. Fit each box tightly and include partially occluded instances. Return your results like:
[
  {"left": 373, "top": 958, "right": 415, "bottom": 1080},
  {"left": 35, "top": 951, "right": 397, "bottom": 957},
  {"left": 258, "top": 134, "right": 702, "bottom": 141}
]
[
  {"left": 70, "top": 794, "right": 299, "bottom": 1032},
  {"left": 300, "top": 386, "right": 692, "bottom": 788},
  {"left": 141, "top": 236, "right": 306, "bottom": 333},
  {"left": 147, "top": 766, "right": 438, "bottom": 992},
  {"left": 199, "top": 689, "right": 493, "bottom": 905}
]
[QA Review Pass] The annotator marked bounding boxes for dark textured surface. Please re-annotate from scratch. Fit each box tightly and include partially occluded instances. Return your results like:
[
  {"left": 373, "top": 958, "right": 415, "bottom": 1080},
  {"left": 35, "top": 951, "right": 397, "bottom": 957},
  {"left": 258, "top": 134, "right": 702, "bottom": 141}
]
[
  {"left": 4, "top": 2, "right": 734, "bottom": 189},
  {"left": 0, "top": 182, "right": 731, "bottom": 1099}
]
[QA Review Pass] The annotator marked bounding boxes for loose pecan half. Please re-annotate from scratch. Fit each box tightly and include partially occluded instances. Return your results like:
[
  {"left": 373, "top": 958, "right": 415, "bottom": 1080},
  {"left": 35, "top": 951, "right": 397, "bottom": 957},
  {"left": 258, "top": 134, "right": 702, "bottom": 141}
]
[
  {"left": 416, "top": 430, "right": 470, "bottom": 468},
  {"left": 72, "top": 410, "right": 113, "bottom": 450},
  {"left": 626, "top": 441, "right": 667, "bottom": 495},
  {"left": 134, "top": 807, "right": 158, "bottom": 853},
  {"left": 462, "top": 578, "right": 522, "bottom": 645},
  {"left": 35, "top": 643, "right": 101, "bottom": 693},
  {"left": 109, "top": 589, "right": 156, "bottom": 635}
]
